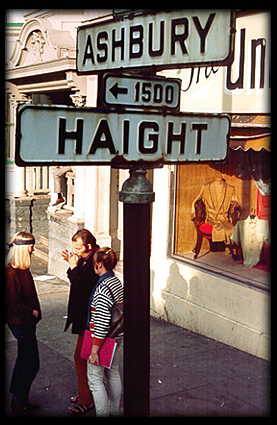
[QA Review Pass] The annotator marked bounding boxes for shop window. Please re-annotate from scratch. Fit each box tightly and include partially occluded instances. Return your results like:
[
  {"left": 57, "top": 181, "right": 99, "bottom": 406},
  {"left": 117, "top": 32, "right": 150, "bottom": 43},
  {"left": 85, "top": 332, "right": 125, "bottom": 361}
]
[{"left": 172, "top": 148, "right": 270, "bottom": 289}]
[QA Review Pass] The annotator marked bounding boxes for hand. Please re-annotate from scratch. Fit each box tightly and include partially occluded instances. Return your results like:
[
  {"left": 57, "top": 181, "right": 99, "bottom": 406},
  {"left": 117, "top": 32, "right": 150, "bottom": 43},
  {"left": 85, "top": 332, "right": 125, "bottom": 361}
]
[
  {"left": 61, "top": 249, "right": 69, "bottom": 262},
  {"left": 89, "top": 352, "right": 99, "bottom": 365},
  {"left": 32, "top": 309, "right": 39, "bottom": 318},
  {"left": 68, "top": 252, "right": 79, "bottom": 269}
]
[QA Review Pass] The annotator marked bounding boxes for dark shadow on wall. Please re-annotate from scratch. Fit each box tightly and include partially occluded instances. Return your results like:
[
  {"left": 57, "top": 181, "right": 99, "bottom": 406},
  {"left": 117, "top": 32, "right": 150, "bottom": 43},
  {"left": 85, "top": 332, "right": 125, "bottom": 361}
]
[
  {"left": 163, "top": 262, "right": 189, "bottom": 322},
  {"left": 161, "top": 262, "right": 204, "bottom": 332},
  {"left": 166, "top": 262, "right": 188, "bottom": 295}
]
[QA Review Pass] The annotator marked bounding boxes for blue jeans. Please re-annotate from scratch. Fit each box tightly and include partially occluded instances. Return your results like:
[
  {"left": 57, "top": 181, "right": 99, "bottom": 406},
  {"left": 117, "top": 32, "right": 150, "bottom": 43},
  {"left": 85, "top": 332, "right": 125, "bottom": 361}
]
[
  {"left": 8, "top": 323, "right": 40, "bottom": 404},
  {"left": 87, "top": 339, "right": 123, "bottom": 416}
]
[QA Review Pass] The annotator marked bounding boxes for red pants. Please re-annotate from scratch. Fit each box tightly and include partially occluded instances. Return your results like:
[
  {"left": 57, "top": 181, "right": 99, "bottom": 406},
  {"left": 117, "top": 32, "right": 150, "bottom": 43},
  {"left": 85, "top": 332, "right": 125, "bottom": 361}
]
[{"left": 74, "top": 333, "right": 94, "bottom": 406}]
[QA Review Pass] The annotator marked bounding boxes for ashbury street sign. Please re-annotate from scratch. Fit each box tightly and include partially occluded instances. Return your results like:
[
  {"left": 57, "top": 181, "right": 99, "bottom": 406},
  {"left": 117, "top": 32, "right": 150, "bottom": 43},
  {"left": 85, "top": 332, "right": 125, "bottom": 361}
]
[
  {"left": 16, "top": 105, "right": 230, "bottom": 166},
  {"left": 77, "top": 10, "right": 235, "bottom": 74},
  {"left": 101, "top": 74, "right": 181, "bottom": 110}
]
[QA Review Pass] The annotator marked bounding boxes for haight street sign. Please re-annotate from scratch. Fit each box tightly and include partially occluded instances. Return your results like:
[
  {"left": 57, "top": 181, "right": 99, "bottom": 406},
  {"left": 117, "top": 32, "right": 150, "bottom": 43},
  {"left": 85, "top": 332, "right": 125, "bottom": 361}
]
[
  {"left": 100, "top": 73, "right": 181, "bottom": 110},
  {"left": 77, "top": 10, "right": 235, "bottom": 74},
  {"left": 15, "top": 104, "right": 230, "bottom": 166}
]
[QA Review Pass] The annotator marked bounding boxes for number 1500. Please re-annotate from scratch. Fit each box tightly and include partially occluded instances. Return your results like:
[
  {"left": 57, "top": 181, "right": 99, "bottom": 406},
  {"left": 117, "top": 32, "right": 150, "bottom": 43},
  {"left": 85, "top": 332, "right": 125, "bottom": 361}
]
[{"left": 134, "top": 82, "right": 175, "bottom": 105}]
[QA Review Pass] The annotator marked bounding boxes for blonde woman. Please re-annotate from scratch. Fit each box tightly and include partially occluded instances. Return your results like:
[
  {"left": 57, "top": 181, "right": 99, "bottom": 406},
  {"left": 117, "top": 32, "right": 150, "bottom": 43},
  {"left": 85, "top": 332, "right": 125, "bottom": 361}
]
[{"left": 6, "top": 231, "right": 41, "bottom": 416}]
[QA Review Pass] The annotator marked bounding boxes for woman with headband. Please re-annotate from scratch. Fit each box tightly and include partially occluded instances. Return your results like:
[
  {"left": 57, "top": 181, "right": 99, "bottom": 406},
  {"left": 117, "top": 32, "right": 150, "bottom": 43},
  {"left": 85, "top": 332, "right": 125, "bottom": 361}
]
[{"left": 5, "top": 231, "right": 41, "bottom": 416}]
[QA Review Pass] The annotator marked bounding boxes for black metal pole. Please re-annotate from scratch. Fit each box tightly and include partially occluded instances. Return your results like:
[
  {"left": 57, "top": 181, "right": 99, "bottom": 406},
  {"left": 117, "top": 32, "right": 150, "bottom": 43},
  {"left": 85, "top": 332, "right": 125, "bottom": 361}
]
[{"left": 119, "top": 168, "right": 155, "bottom": 417}]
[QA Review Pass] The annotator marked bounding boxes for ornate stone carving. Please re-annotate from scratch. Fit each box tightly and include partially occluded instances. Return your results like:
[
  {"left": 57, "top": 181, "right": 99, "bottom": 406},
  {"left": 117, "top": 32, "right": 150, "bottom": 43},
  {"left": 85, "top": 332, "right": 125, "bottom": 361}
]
[
  {"left": 25, "top": 30, "right": 46, "bottom": 63},
  {"left": 70, "top": 93, "right": 87, "bottom": 107},
  {"left": 8, "top": 18, "right": 75, "bottom": 69},
  {"left": 7, "top": 92, "right": 32, "bottom": 108}
]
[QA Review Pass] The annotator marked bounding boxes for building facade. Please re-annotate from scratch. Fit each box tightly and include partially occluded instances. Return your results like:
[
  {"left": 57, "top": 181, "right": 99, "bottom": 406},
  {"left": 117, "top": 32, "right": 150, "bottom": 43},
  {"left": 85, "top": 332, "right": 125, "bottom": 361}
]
[{"left": 6, "top": 9, "right": 270, "bottom": 359}]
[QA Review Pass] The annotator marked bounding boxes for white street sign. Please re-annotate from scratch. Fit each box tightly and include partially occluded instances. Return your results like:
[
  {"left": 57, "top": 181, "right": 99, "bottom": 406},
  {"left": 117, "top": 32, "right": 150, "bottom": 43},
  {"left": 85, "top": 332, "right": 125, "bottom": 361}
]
[
  {"left": 77, "top": 10, "right": 234, "bottom": 74},
  {"left": 102, "top": 74, "right": 181, "bottom": 110},
  {"left": 16, "top": 105, "right": 230, "bottom": 166}
]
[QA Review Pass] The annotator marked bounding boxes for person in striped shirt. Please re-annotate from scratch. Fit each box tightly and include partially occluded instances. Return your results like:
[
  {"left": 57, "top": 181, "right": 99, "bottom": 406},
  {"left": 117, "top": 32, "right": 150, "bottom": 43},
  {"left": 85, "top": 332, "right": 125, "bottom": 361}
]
[{"left": 87, "top": 247, "right": 123, "bottom": 416}]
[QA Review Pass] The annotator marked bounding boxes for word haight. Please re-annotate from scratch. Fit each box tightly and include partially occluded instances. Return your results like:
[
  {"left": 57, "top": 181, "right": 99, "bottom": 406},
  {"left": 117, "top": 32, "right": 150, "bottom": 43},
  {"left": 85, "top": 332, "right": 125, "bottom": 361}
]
[{"left": 16, "top": 105, "right": 230, "bottom": 165}]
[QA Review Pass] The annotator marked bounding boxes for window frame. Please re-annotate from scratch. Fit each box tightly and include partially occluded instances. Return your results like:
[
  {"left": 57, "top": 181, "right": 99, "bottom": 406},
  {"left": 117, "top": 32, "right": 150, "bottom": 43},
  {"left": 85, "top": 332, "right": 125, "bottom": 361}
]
[{"left": 168, "top": 165, "right": 270, "bottom": 293}]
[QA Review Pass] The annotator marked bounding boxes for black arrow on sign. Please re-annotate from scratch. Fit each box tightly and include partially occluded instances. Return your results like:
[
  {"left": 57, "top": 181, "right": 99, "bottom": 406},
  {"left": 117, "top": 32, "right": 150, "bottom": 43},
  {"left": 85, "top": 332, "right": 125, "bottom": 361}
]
[{"left": 109, "top": 82, "right": 128, "bottom": 99}]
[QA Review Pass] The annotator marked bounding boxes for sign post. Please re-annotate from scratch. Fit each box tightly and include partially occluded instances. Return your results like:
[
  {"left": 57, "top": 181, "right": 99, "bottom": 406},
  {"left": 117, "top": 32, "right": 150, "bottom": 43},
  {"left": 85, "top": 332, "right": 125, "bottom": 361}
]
[
  {"left": 15, "top": 102, "right": 230, "bottom": 416},
  {"left": 119, "top": 169, "right": 155, "bottom": 416},
  {"left": 15, "top": 9, "right": 235, "bottom": 417},
  {"left": 15, "top": 102, "right": 229, "bottom": 417}
]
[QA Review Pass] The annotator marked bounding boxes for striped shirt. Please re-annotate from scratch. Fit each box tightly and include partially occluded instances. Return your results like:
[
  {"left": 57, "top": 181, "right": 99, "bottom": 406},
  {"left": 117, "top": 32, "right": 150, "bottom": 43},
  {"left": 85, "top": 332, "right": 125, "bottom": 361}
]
[{"left": 89, "top": 271, "right": 123, "bottom": 346}]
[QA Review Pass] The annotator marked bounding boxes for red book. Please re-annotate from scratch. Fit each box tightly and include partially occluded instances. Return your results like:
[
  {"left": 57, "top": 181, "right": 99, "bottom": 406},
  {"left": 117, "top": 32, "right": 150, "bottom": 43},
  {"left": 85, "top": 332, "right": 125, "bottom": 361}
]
[
  {"left": 80, "top": 330, "right": 117, "bottom": 369},
  {"left": 99, "top": 337, "right": 118, "bottom": 369}
]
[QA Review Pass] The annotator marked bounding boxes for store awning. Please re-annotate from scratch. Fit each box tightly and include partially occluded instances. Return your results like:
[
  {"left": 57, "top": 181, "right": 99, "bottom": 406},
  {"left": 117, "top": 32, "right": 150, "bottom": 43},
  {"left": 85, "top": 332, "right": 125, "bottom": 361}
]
[
  {"left": 229, "top": 135, "right": 270, "bottom": 151},
  {"left": 229, "top": 114, "right": 271, "bottom": 152}
]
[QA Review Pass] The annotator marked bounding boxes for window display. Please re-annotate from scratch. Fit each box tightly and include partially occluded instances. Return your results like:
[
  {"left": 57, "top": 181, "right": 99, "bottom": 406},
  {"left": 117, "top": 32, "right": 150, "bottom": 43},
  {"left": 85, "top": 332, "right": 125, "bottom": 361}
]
[
  {"left": 255, "top": 180, "right": 271, "bottom": 220},
  {"left": 191, "top": 173, "right": 241, "bottom": 259},
  {"left": 173, "top": 146, "right": 270, "bottom": 287},
  {"left": 231, "top": 214, "right": 270, "bottom": 267}
]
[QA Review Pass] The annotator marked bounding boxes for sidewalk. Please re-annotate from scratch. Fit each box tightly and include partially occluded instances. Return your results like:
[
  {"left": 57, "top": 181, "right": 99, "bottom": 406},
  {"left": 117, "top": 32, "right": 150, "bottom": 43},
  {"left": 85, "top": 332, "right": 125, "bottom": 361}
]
[{"left": 5, "top": 255, "right": 270, "bottom": 417}]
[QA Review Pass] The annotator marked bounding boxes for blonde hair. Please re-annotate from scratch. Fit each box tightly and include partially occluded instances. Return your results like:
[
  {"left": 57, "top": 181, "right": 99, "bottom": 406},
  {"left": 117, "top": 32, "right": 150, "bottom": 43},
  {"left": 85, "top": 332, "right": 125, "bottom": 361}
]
[{"left": 7, "top": 231, "right": 35, "bottom": 270}]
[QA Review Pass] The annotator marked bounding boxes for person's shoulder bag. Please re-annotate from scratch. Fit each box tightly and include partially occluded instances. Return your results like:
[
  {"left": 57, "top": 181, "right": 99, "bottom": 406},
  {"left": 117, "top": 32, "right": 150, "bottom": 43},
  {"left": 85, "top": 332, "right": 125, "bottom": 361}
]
[{"left": 105, "top": 285, "right": 124, "bottom": 338}]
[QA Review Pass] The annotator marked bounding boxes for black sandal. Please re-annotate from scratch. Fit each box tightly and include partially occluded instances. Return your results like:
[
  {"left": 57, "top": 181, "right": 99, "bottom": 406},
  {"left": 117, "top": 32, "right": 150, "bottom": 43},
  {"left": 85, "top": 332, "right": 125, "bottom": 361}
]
[
  {"left": 69, "top": 394, "right": 79, "bottom": 404},
  {"left": 68, "top": 403, "right": 94, "bottom": 416}
]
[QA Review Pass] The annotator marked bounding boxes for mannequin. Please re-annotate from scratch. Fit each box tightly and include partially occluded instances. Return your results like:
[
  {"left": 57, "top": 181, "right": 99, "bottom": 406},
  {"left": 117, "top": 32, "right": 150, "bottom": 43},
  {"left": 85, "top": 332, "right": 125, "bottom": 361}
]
[
  {"left": 192, "top": 173, "right": 239, "bottom": 244},
  {"left": 231, "top": 208, "right": 269, "bottom": 267}
]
